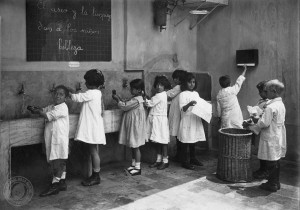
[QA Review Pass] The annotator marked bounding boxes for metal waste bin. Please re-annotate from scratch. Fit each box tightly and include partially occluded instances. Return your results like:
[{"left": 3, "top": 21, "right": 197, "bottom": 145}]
[{"left": 217, "top": 128, "right": 253, "bottom": 182}]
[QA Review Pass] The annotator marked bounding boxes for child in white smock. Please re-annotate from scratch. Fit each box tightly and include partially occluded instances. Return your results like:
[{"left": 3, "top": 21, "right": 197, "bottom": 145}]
[
  {"left": 69, "top": 69, "right": 106, "bottom": 186},
  {"left": 28, "top": 85, "right": 69, "bottom": 197},
  {"left": 112, "top": 79, "right": 147, "bottom": 176},
  {"left": 167, "top": 69, "right": 187, "bottom": 162},
  {"left": 217, "top": 66, "right": 247, "bottom": 128},
  {"left": 247, "top": 79, "right": 286, "bottom": 192},
  {"left": 178, "top": 73, "right": 206, "bottom": 170},
  {"left": 243, "top": 80, "right": 269, "bottom": 179},
  {"left": 146, "top": 75, "right": 171, "bottom": 170}
]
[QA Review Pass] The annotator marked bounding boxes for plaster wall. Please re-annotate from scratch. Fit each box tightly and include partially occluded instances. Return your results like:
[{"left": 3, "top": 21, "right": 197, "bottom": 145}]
[
  {"left": 0, "top": 0, "right": 200, "bottom": 177},
  {"left": 197, "top": 0, "right": 300, "bottom": 161},
  {"left": 0, "top": 0, "right": 197, "bottom": 120}
]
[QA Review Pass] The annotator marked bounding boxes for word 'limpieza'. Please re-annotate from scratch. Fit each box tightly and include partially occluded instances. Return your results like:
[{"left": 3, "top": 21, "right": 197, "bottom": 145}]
[{"left": 58, "top": 38, "right": 83, "bottom": 55}]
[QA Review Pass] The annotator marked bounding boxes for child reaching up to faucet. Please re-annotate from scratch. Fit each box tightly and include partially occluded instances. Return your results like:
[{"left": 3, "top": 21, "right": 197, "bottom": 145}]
[
  {"left": 112, "top": 79, "right": 147, "bottom": 176},
  {"left": 68, "top": 69, "right": 106, "bottom": 187},
  {"left": 28, "top": 85, "right": 70, "bottom": 197}
]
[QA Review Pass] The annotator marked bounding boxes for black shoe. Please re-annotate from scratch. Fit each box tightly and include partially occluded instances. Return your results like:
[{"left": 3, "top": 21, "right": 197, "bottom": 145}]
[
  {"left": 149, "top": 162, "right": 162, "bottom": 168},
  {"left": 39, "top": 183, "right": 60, "bottom": 197},
  {"left": 190, "top": 158, "right": 203, "bottom": 166},
  {"left": 157, "top": 163, "right": 169, "bottom": 170},
  {"left": 259, "top": 182, "right": 278, "bottom": 192},
  {"left": 59, "top": 179, "right": 67, "bottom": 191},
  {"left": 182, "top": 163, "right": 195, "bottom": 170},
  {"left": 81, "top": 172, "right": 101, "bottom": 186}
]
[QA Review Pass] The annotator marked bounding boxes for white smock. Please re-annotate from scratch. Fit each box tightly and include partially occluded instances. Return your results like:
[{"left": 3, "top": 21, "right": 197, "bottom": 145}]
[
  {"left": 217, "top": 75, "right": 245, "bottom": 128},
  {"left": 146, "top": 91, "right": 170, "bottom": 144},
  {"left": 178, "top": 91, "right": 206, "bottom": 143},
  {"left": 249, "top": 97, "right": 286, "bottom": 161},
  {"left": 71, "top": 89, "right": 106, "bottom": 145},
  {"left": 43, "top": 103, "right": 69, "bottom": 162},
  {"left": 167, "top": 85, "right": 181, "bottom": 136}
]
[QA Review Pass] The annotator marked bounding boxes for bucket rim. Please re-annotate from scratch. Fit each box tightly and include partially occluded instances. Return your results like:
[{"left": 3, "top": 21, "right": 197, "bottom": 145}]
[{"left": 218, "top": 128, "right": 253, "bottom": 136}]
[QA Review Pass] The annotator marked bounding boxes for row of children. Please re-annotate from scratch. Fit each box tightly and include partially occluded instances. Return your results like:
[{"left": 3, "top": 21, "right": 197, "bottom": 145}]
[
  {"left": 28, "top": 68, "right": 209, "bottom": 197},
  {"left": 216, "top": 66, "right": 286, "bottom": 192},
  {"left": 112, "top": 69, "right": 207, "bottom": 176}
]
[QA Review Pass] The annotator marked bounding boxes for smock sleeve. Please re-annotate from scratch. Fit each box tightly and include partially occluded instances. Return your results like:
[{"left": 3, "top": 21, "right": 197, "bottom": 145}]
[
  {"left": 46, "top": 105, "right": 68, "bottom": 122},
  {"left": 146, "top": 94, "right": 161, "bottom": 107},
  {"left": 166, "top": 86, "right": 181, "bottom": 99},
  {"left": 71, "top": 91, "right": 94, "bottom": 102},
  {"left": 230, "top": 75, "right": 245, "bottom": 95},
  {"left": 249, "top": 107, "right": 272, "bottom": 134},
  {"left": 118, "top": 98, "right": 140, "bottom": 112}
]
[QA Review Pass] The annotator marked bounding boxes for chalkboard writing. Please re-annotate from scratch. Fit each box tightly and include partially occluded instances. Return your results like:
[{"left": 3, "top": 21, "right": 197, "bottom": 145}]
[{"left": 26, "top": 0, "right": 111, "bottom": 61}]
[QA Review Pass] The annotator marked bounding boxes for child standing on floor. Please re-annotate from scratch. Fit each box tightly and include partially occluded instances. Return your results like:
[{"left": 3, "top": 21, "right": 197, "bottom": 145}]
[
  {"left": 28, "top": 85, "right": 69, "bottom": 197},
  {"left": 112, "top": 79, "right": 147, "bottom": 176},
  {"left": 167, "top": 69, "right": 187, "bottom": 162},
  {"left": 243, "top": 80, "right": 269, "bottom": 179},
  {"left": 217, "top": 66, "right": 247, "bottom": 128},
  {"left": 247, "top": 79, "right": 286, "bottom": 192},
  {"left": 146, "top": 75, "right": 171, "bottom": 170},
  {"left": 69, "top": 69, "right": 106, "bottom": 186},
  {"left": 178, "top": 73, "right": 206, "bottom": 170}
]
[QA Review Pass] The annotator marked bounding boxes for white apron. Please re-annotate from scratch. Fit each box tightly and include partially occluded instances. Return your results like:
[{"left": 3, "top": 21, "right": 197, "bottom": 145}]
[{"left": 44, "top": 103, "right": 69, "bottom": 162}]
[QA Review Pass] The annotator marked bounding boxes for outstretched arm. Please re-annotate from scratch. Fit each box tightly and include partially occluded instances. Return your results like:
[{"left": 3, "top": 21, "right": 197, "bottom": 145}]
[{"left": 241, "top": 65, "right": 247, "bottom": 77}]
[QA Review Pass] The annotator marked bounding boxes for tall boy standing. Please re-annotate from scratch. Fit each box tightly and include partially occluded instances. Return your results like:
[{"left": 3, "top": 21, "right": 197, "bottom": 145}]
[{"left": 248, "top": 79, "right": 286, "bottom": 192}]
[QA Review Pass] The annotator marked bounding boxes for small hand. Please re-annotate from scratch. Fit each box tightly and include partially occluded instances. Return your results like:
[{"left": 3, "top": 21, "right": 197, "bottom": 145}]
[
  {"left": 112, "top": 94, "right": 119, "bottom": 102},
  {"left": 189, "top": 101, "right": 197, "bottom": 106},
  {"left": 242, "top": 119, "right": 253, "bottom": 128},
  {"left": 27, "top": 106, "right": 42, "bottom": 114},
  {"left": 66, "top": 87, "right": 76, "bottom": 94},
  {"left": 251, "top": 116, "right": 259, "bottom": 124}
]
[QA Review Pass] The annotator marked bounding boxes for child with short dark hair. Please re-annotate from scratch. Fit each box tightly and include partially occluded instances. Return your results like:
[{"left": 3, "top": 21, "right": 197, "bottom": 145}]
[
  {"left": 112, "top": 79, "right": 147, "bottom": 176},
  {"left": 69, "top": 69, "right": 106, "bottom": 186},
  {"left": 28, "top": 85, "right": 69, "bottom": 197},
  {"left": 167, "top": 69, "right": 187, "bottom": 161},
  {"left": 146, "top": 75, "right": 171, "bottom": 170},
  {"left": 217, "top": 66, "right": 247, "bottom": 128},
  {"left": 243, "top": 80, "right": 269, "bottom": 179},
  {"left": 248, "top": 79, "right": 286, "bottom": 192},
  {"left": 178, "top": 73, "right": 206, "bottom": 170}
]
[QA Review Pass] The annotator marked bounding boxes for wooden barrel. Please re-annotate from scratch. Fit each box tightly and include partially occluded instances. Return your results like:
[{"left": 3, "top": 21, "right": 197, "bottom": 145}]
[{"left": 217, "top": 128, "right": 253, "bottom": 182}]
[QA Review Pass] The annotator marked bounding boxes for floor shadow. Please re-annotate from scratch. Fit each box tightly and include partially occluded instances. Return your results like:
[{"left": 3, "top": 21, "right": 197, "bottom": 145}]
[{"left": 228, "top": 185, "right": 273, "bottom": 197}]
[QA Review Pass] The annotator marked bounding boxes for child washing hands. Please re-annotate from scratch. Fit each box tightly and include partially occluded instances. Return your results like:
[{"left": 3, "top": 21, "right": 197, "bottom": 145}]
[
  {"left": 28, "top": 85, "right": 69, "bottom": 197},
  {"left": 112, "top": 79, "right": 147, "bottom": 176}
]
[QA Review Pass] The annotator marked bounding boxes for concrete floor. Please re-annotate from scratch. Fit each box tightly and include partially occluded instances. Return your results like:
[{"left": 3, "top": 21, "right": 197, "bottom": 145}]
[{"left": 1, "top": 151, "right": 299, "bottom": 210}]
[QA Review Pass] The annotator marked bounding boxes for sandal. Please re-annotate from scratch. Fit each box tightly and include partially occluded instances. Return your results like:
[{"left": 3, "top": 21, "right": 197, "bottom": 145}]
[
  {"left": 129, "top": 168, "right": 141, "bottom": 176},
  {"left": 126, "top": 166, "right": 135, "bottom": 172}
]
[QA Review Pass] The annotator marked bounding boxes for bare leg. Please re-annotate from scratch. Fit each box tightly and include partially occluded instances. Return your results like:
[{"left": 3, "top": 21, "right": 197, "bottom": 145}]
[{"left": 89, "top": 144, "right": 100, "bottom": 172}]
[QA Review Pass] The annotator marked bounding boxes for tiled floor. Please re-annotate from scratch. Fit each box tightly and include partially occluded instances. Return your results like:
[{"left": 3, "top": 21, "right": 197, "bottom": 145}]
[{"left": 1, "top": 151, "right": 299, "bottom": 210}]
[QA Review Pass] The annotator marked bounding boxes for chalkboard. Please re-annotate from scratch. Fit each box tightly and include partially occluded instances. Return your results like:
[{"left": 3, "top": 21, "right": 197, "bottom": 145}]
[{"left": 26, "top": 0, "right": 111, "bottom": 61}]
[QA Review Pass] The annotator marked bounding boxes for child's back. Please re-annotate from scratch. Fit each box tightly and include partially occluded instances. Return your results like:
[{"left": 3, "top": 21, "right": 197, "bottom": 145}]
[
  {"left": 217, "top": 68, "right": 246, "bottom": 128},
  {"left": 72, "top": 89, "right": 106, "bottom": 144},
  {"left": 118, "top": 95, "right": 147, "bottom": 148}
]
